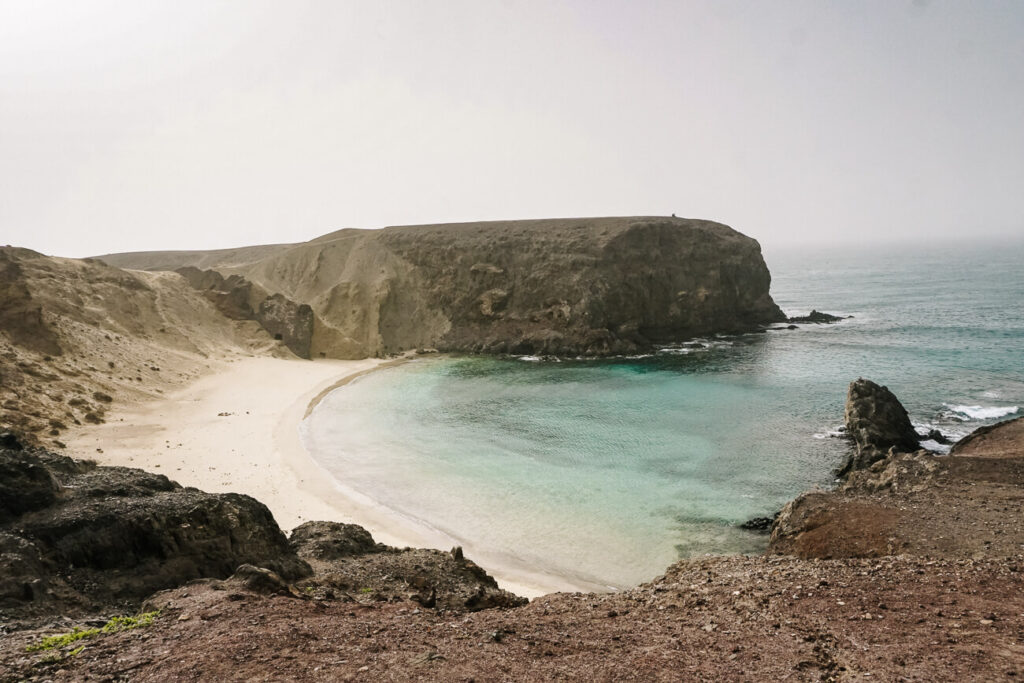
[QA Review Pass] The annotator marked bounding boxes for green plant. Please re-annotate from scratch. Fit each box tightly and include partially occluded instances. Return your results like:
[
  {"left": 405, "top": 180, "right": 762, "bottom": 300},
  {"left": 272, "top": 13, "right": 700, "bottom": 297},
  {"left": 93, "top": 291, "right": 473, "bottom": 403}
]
[{"left": 26, "top": 611, "right": 161, "bottom": 652}]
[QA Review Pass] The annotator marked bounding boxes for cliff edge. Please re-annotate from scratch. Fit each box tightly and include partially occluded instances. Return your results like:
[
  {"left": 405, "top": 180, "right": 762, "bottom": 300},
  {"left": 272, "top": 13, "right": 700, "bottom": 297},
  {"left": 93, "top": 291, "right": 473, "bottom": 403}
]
[{"left": 100, "top": 217, "right": 785, "bottom": 358}]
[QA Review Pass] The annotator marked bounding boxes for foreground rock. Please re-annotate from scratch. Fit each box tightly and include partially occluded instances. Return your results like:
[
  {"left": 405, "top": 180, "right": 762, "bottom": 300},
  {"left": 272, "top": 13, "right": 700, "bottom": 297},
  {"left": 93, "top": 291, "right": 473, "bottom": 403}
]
[
  {"left": 0, "top": 442, "right": 310, "bottom": 624},
  {"left": 100, "top": 217, "right": 787, "bottom": 357},
  {"left": 839, "top": 377, "right": 921, "bottom": 474},
  {"left": 0, "top": 445, "right": 523, "bottom": 629},
  {"left": 289, "top": 521, "right": 527, "bottom": 611}
]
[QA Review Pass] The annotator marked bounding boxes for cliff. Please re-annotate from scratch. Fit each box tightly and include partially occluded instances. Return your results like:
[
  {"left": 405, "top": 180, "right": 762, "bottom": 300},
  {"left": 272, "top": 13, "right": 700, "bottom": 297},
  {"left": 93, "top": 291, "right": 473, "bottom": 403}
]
[{"left": 99, "top": 217, "right": 785, "bottom": 358}]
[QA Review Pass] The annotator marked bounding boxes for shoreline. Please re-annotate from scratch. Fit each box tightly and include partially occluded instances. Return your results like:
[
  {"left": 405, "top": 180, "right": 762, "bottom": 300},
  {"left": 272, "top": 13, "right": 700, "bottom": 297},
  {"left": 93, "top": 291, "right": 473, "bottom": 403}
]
[{"left": 62, "top": 354, "right": 590, "bottom": 598}]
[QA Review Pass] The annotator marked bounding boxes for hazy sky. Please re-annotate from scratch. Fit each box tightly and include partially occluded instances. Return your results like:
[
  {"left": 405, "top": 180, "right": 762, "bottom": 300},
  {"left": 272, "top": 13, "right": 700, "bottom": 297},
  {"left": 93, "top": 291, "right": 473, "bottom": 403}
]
[{"left": 2, "top": 1, "right": 1023, "bottom": 257}]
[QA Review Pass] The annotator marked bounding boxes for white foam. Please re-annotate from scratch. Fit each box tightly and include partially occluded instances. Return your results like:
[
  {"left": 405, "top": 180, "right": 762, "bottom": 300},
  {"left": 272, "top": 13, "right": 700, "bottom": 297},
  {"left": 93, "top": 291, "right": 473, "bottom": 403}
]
[
  {"left": 943, "top": 404, "right": 1019, "bottom": 420},
  {"left": 918, "top": 439, "right": 952, "bottom": 455},
  {"left": 981, "top": 390, "right": 1001, "bottom": 399},
  {"left": 518, "top": 355, "right": 542, "bottom": 362}
]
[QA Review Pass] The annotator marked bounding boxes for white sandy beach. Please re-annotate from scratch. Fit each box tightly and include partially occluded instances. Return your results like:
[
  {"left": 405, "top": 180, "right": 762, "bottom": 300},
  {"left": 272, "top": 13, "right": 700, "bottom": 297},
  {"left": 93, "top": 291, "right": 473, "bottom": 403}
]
[{"left": 63, "top": 355, "right": 583, "bottom": 598}]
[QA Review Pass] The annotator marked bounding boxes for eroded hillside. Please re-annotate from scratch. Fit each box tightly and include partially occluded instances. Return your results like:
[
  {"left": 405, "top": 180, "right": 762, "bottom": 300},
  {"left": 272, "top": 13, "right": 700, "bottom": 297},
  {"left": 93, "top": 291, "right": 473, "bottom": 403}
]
[{"left": 0, "top": 247, "right": 288, "bottom": 448}]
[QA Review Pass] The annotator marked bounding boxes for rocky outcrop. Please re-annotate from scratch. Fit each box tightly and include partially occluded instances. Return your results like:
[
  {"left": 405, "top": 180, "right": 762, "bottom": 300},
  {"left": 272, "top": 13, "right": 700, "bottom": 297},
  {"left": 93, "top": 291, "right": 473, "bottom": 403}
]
[
  {"left": 255, "top": 294, "right": 314, "bottom": 359},
  {"left": 290, "top": 522, "right": 527, "bottom": 611},
  {"left": 0, "top": 249, "right": 62, "bottom": 356},
  {"left": 103, "top": 217, "right": 787, "bottom": 358},
  {"left": 787, "top": 310, "right": 847, "bottom": 324},
  {"left": 0, "top": 442, "right": 310, "bottom": 621},
  {"left": 0, "top": 445, "right": 526, "bottom": 625},
  {"left": 174, "top": 267, "right": 314, "bottom": 358},
  {"left": 839, "top": 378, "right": 921, "bottom": 475}
]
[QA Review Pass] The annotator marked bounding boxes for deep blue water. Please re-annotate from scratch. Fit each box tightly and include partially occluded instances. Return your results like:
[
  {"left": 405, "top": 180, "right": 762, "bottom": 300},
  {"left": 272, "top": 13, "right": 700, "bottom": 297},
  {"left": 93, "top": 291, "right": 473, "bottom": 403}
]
[{"left": 302, "top": 239, "right": 1024, "bottom": 588}]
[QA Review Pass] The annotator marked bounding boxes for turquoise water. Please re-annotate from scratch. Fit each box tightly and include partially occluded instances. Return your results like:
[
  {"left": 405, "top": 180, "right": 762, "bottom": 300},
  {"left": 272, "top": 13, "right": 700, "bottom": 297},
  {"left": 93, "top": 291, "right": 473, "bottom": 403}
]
[{"left": 302, "top": 239, "right": 1024, "bottom": 588}]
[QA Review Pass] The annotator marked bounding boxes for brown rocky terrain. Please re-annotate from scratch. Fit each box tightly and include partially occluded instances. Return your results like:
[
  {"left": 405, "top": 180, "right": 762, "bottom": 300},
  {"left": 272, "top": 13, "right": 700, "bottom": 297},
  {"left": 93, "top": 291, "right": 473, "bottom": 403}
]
[{"left": 99, "top": 217, "right": 786, "bottom": 358}]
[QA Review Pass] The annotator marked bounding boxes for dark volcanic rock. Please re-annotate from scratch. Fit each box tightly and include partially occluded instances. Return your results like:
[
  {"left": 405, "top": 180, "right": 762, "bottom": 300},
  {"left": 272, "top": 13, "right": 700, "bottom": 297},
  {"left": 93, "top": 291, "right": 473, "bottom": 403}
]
[
  {"left": 739, "top": 515, "right": 777, "bottom": 533},
  {"left": 840, "top": 378, "right": 921, "bottom": 475},
  {"left": 0, "top": 448, "right": 65, "bottom": 523},
  {"left": 0, "top": 447, "right": 310, "bottom": 621},
  {"left": 291, "top": 524, "right": 527, "bottom": 611},
  {"left": 925, "top": 428, "right": 952, "bottom": 445},
  {"left": 256, "top": 294, "right": 315, "bottom": 359},
  {"left": 787, "top": 310, "right": 846, "bottom": 324},
  {"left": 290, "top": 521, "right": 384, "bottom": 560}
]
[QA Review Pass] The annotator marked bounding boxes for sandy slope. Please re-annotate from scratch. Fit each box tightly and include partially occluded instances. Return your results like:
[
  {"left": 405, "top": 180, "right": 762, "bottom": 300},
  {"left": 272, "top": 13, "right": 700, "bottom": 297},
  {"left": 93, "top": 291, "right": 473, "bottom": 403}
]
[{"left": 61, "top": 356, "right": 578, "bottom": 598}]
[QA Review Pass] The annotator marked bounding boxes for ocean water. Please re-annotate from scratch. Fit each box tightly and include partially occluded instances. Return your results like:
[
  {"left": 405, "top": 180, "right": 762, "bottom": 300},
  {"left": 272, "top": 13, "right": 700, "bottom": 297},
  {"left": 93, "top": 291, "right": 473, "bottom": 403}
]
[{"left": 301, "top": 239, "right": 1024, "bottom": 589}]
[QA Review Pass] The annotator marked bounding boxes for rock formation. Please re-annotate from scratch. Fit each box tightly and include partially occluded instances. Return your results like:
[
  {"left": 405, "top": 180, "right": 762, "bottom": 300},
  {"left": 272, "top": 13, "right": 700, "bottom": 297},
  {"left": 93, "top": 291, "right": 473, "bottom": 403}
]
[
  {"left": 174, "top": 266, "right": 314, "bottom": 358},
  {"left": 0, "top": 249, "right": 62, "bottom": 357},
  {"left": 839, "top": 378, "right": 921, "bottom": 475},
  {"left": 289, "top": 521, "right": 527, "bottom": 611},
  {"left": 100, "top": 217, "right": 786, "bottom": 358},
  {"left": 787, "top": 309, "right": 847, "bottom": 324},
  {"left": 0, "top": 440, "right": 309, "bottom": 621},
  {"left": 0, "top": 443, "right": 524, "bottom": 625}
]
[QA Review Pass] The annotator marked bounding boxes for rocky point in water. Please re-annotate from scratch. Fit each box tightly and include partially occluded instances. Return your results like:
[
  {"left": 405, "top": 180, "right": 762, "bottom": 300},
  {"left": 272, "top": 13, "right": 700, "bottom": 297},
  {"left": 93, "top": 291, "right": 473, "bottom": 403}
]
[
  {"left": 787, "top": 309, "right": 848, "bottom": 324},
  {"left": 839, "top": 377, "right": 922, "bottom": 475}
]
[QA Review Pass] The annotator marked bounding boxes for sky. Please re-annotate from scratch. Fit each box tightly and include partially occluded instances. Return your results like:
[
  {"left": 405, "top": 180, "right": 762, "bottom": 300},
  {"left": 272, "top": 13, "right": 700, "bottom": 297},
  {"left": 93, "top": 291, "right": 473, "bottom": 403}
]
[{"left": 2, "top": 0, "right": 1023, "bottom": 258}]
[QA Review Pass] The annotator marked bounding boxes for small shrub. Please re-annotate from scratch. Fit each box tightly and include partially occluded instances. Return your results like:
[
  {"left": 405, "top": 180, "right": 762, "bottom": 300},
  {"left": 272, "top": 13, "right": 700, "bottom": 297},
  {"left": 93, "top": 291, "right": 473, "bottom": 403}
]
[{"left": 26, "top": 611, "right": 160, "bottom": 652}]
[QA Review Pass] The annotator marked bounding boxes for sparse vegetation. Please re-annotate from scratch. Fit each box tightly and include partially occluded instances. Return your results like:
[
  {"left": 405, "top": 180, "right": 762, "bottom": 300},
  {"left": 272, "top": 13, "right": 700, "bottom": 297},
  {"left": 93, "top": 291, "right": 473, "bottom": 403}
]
[{"left": 26, "top": 611, "right": 160, "bottom": 652}]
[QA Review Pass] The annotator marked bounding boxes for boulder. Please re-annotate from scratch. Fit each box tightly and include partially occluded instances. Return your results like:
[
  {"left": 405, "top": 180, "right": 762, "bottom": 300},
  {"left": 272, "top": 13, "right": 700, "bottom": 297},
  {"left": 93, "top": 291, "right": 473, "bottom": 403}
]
[
  {"left": 841, "top": 379, "right": 921, "bottom": 475},
  {"left": 0, "top": 446, "right": 310, "bottom": 621}
]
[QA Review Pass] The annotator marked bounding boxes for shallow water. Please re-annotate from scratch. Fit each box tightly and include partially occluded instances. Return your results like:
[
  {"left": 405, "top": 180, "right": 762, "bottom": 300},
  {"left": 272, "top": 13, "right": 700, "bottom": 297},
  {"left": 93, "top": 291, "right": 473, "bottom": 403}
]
[{"left": 302, "top": 239, "right": 1024, "bottom": 588}]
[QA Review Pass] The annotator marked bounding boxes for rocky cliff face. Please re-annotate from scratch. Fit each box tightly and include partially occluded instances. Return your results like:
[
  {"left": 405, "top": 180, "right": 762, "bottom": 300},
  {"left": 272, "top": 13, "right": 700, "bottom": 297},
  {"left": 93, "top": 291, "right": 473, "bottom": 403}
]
[
  {"left": 100, "top": 217, "right": 786, "bottom": 358},
  {"left": 174, "top": 267, "right": 315, "bottom": 358}
]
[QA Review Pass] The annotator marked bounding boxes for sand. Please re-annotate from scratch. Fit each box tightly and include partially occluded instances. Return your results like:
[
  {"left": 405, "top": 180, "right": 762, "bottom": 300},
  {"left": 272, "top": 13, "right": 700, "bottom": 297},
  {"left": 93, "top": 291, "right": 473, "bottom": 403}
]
[{"left": 62, "top": 355, "right": 582, "bottom": 598}]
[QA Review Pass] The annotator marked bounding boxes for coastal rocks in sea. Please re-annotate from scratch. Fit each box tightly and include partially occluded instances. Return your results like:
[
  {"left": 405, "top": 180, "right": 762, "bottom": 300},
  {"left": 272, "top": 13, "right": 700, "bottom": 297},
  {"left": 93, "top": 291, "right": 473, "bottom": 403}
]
[
  {"left": 175, "top": 266, "right": 314, "bottom": 358},
  {"left": 840, "top": 378, "right": 921, "bottom": 475},
  {"left": 290, "top": 523, "right": 527, "bottom": 611},
  {"left": 0, "top": 445, "right": 310, "bottom": 622},
  {"left": 787, "top": 310, "right": 847, "bottom": 324},
  {"left": 738, "top": 515, "right": 778, "bottom": 533},
  {"left": 103, "top": 217, "right": 788, "bottom": 358}
]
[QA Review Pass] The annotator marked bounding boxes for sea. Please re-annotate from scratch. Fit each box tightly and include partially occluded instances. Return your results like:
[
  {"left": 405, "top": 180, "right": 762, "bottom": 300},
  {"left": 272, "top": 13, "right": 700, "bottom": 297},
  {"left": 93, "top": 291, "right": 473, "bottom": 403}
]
[{"left": 300, "top": 239, "right": 1024, "bottom": 590}]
